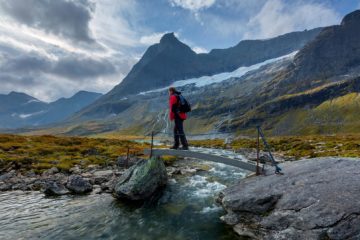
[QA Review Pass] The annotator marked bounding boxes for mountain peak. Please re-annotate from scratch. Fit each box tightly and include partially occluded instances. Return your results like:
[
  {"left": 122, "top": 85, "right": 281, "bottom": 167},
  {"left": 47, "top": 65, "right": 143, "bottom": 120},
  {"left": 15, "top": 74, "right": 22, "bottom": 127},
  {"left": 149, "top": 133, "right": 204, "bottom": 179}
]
[
  {"left": 73, "top": 90, "right": 101, "bottom": 97},
  {"left": 8, "top": 91, "right": 35, "bottom": 100},
  {"left": 9, "top": 91, "right": 28, "bottom": 96},
  {"left": 341, "top": 9, "right": 360, "bottom": 26},
  {"left": 160, "top": 32, "right": 179, "bottom": 44}
]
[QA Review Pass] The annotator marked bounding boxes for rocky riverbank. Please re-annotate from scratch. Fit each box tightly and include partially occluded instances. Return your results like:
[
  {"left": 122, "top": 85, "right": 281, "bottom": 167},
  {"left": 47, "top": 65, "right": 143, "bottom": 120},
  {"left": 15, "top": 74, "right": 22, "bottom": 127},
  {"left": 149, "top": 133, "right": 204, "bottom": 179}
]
[
  {"left": 0, "top": 156, "right": 211, "bottom": 196},
  {"left": 218, "top": 157, "right": 360, "bottom": 239}
]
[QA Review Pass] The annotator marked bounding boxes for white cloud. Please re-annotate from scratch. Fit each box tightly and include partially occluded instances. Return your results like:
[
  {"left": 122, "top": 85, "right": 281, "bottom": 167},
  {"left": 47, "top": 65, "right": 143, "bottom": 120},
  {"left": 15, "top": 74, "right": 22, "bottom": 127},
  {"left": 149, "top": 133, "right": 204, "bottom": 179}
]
[
  {"left": 192, "top": 46, "right": 208, "bottom": 53},
  {"left": 139, "top": 32, "right": 167, "bottom": 45},
  {"left": 0, "top": 0, "right": 144, "bottom": 101},
  {"left": 244, "top": 0, "right": 340, "bottom": 39},
  {"left": 90, "top": 0, "right": 141, "bottom": 48},
  {"left": 169, "top": 0, "right": 216, "bottom": 11}
]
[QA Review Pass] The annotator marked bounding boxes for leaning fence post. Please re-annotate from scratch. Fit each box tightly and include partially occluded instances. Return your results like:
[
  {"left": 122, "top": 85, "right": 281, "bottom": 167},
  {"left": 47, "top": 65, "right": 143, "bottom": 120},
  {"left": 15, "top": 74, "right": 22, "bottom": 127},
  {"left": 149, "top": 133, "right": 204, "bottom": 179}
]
[
  {"left": 150, "top": 131, "right": 154, "bottom": 159},
  {"left": 126, "top": 146, "right": 130, "bottom": 169},
  {"left": 256, "top": 126, "right": 261, "bottom": 175},
  {"left": 258, "top": 126, "right": 282, "bottom": 174}
]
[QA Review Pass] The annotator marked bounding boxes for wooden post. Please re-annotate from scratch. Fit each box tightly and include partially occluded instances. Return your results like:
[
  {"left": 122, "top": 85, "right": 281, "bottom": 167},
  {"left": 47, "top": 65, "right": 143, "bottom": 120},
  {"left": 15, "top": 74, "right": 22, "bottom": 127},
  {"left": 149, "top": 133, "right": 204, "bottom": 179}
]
[
  {"left": 150, "top": 131, "right": 154, "bottom": 159},
  {"left": 126, "top": 146, "right": 130, "bottom": 169},
  {"left": 256, "top": 126, "right": 260, "bottom": 175}
]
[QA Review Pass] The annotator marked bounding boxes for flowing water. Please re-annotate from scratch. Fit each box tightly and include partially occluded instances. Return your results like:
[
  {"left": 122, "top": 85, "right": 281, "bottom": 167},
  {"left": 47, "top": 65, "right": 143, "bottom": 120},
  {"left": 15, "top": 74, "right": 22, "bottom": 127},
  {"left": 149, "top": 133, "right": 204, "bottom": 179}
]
[{"left": 0, "top": 160, "right": 248, "bottom": 240}]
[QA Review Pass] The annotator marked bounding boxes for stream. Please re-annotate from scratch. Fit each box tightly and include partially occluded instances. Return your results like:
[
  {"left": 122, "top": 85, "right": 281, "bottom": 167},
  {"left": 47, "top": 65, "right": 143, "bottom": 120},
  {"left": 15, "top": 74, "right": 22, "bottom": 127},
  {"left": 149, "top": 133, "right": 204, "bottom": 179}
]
[{"left": 0, "top": 159, "right": 248, "bottom": 240}]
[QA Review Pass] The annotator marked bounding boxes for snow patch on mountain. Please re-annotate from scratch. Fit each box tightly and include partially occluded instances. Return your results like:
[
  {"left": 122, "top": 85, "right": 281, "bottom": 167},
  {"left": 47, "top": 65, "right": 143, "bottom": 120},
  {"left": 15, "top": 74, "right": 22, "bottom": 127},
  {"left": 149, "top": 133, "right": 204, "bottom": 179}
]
[
  {"left": 16, "top": 111, "right": 46, "bottom": 119},
  {"left": 139, "top": 51, "right": 297, "bottom": 95},
  {"left": 23, "top": 99, "right": 41, "bottom": 105}
]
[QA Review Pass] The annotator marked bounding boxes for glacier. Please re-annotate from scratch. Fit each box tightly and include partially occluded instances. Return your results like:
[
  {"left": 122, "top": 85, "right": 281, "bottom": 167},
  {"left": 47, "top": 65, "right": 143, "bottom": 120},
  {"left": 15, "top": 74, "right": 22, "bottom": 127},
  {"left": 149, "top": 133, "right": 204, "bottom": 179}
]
[{"left": 139, "top": 51, "right": 297, "bottom": 95}]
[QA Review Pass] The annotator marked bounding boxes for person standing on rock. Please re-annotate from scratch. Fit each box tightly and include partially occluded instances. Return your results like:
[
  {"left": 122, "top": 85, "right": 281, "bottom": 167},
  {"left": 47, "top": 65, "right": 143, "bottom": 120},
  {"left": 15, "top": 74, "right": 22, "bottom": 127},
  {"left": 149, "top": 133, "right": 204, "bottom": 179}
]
[{"left": 169, "top": 87, "right": 189, "bottom": 150}]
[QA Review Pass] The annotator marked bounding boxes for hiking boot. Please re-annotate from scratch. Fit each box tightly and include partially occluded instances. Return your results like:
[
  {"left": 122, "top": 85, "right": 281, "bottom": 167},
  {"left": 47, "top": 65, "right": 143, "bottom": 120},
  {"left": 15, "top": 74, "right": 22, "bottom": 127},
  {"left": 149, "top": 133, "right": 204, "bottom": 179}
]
[
  {"left": 179, "top": 146, "right": 189, "bottom": 150},
  {"left": 170, "top": 145, "right": 179, "bottom": 150}
]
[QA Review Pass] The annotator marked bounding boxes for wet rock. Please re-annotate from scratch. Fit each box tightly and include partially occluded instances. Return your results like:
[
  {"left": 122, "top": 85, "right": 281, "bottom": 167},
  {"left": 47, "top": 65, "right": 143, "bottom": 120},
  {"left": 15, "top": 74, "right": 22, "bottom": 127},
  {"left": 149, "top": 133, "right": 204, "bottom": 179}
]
[
  {"left": 30, "top": 180, "right": 46, "bottom": 191},
  {"left": 44, "top": 181, "right": 70, "bottom": 196},
  {"left": 48, "top": 167, "right": 59, "bottom": 174},
  {"left": 220, "top": 212, "right": 240, "bottom": 226},
  {"left": 93, "top": 170, "right": 113, "bottom": 184},
  {"left": 81, "top": 172, "right": 93, "bottom": 178},
  {"left": 25, "top": 170, "right": 36, "bottom": 177},
  {"left": 69, "top": 166, "right": 81, "bottom": 174},
  {"left": 66, "top": 175, "right": 92, "bottom": 194},
  {"left": 166, "top": 167, "right": 181, "bottom": 177},
  {"left": 86, "top": 164, "right": 99, "bottom": 171},
  {"left": 0, "top": 182, "right": 12, "bottom": 191},
  {"left": 12, "top": 182, "right": 29, "bottom": 191},
  {"left": 93, "top": 170, "right": 113, "bottom": 178},
  {"left": 180, "top": 167, "right": 197, "bottom": 175},
  {"left": 0, "top": 170, "right": 16, "bottom": 181},
  {"left": 101, "top": 176, "right": 117, "bottom": 193},
  {"left": 114, "top": 157, "right": 167, "bottom": 201},
  {"left": 24, "top": 177, "right": 37, "bottom": 185},
  {"left": 92, "top": 185, "right": 102, "bottom": 194},
  {"left": 52, "top": 173, "right": 68, "bottom": 185},
  {"left": 219, "top": 157, "right": 360, "bottom": 239}
]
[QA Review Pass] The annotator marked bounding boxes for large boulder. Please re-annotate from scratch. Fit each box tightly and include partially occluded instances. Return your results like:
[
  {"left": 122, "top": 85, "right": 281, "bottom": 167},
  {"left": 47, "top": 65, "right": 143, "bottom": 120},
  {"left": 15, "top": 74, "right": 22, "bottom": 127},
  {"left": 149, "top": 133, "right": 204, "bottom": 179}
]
[
  {"left": 44, "top": 181, "right": 70, "bottom": 196},
  {"left": 219, "top": 158, "right": 360, "bottom": 239},
  {"left": 113, "top": 157, "right": 167, "bottom": 201},
  {"left": 66, "top": 175, "right": 92, "bottom": 194}
]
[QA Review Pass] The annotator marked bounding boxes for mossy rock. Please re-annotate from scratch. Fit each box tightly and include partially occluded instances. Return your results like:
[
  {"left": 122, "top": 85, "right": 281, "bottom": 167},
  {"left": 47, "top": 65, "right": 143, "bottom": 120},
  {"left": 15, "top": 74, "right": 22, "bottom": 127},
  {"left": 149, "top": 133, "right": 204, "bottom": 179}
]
[{"left": 114, "top": 157, "right": 167, "bottom": 201}]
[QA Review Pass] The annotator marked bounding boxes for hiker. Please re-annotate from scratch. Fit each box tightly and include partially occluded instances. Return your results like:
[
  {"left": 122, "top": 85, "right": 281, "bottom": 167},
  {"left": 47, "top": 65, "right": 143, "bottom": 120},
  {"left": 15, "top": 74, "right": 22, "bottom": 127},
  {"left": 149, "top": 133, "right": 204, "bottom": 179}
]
[{"left": 169, "top": 87, "right": 189, "bottom": 150}]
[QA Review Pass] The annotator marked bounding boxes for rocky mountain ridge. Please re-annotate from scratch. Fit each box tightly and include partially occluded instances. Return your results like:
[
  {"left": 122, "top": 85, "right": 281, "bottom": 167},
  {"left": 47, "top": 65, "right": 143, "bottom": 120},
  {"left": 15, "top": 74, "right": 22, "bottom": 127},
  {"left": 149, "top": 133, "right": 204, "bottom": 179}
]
[
  {"left": 0, "top": 91, "right": 102, "bottom": 129},
  {"left": 77, "top": 28, "right": 322, "bottom": 119}
]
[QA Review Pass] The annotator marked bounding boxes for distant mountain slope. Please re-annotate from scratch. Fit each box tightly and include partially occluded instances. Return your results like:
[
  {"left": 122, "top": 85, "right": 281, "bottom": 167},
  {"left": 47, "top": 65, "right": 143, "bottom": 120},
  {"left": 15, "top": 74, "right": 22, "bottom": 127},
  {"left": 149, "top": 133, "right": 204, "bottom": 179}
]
[
  {"left": 77, "top": 28, "right": 322, "bottom": 119},
  {"left": 0, "top": 92, "right": 47, "bottom": 114},
  {"left": 265, "top": 10, "right": 360, "bottom": 96},
  {"left": 0, "top": 91, "right": 102, "bottom": 129}
]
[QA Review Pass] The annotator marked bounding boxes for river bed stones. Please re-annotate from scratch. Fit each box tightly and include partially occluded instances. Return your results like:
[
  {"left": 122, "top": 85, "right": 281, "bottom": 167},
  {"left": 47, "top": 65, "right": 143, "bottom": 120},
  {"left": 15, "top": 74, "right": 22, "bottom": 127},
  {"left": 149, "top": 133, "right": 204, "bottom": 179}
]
[
  {"left": 44, "top": 181, "right": 70, "bottom": 196},
  {"left": 0, "top": 157, "right": 211, "bottom": 199},
  {"left": 218, "top": 157, "right": 360, "bottom": 239},
  {"left": 66, "top": 175, "right": 93, "bottom": 194}
]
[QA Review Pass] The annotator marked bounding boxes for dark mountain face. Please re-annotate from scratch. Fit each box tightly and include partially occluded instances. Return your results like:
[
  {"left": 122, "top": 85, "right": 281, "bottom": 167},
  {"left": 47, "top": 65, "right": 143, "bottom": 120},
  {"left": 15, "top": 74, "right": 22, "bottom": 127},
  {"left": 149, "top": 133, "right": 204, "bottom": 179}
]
[
  {"left": 269, "top": 10, "right": 360, "bottom": 95},
  {"left": 37, "top": 91, "right": 103, "bottom": 125},
  {"left": 108, "top": 29, "right": 322, "bottom": 99},
  {"left": 106, "top": 33, "right": 198, "bottom": 99},
  {"left": 78, "top": 28, "right": 322, "bottom": 119},
  {"left": 0, "top": 91, "right": 102, "bottom": 129},
  {"left": 0, "top": 92, "right": 47, "bottom": 114},
  {"left": 207, "top": 29, "right": 323, "bottom": 69}
]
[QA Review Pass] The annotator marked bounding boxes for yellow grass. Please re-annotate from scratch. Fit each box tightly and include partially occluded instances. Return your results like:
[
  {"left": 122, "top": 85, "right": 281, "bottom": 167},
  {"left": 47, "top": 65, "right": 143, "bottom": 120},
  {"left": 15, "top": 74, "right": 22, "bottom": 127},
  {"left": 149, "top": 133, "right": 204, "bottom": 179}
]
[{"left": 0, "top": 134, "right": 150, "bottom": 173}]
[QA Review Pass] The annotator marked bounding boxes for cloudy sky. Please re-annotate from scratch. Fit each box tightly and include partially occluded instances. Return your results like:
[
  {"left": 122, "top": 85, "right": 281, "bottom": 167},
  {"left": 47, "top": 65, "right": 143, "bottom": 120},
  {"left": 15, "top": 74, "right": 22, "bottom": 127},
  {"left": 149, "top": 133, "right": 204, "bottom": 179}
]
[{"left": 0, "top": 0, "right": 358, "bottom": 102}]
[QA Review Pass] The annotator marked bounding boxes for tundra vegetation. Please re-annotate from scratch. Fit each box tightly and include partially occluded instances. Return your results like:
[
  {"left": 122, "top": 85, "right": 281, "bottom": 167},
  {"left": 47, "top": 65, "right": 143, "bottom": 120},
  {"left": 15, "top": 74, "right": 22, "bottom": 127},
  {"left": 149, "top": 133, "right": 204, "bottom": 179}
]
[
  {"left": 0, "top": 134, "right": 149, "bottom": 173},
  {"left": 1, "top": 134, "right": 360, "bottom": 175},
  {"left": 190, "top": 135, "right": 360, "bottom": 159}
]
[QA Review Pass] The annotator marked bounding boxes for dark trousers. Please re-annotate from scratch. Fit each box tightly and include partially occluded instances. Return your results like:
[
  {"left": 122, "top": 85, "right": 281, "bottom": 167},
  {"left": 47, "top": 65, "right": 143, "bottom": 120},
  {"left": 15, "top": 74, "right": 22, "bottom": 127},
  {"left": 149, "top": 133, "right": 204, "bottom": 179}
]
[{"left": 174, "top": 115, "right": 188, "bottom": 147}]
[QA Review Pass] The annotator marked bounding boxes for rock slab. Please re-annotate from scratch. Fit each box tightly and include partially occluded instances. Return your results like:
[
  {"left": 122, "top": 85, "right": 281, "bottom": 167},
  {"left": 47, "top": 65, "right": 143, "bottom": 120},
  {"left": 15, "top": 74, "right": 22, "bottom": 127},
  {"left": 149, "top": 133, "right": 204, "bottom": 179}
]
[
  {"left": 114, "top": 157, "right": 167, "bottom": 201},
  {"left": 219, "top": 157, "right": 360, "bottom": 240}
]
